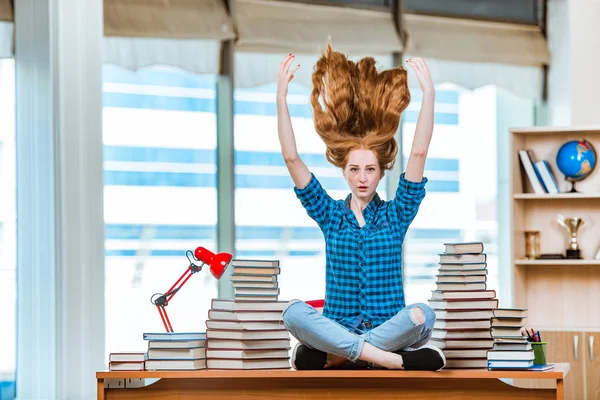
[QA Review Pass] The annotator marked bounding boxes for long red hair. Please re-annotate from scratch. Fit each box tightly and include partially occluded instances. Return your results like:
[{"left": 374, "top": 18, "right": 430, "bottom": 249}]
[{"left": 310, "top": 45, "right": 410, "bottom": 171}]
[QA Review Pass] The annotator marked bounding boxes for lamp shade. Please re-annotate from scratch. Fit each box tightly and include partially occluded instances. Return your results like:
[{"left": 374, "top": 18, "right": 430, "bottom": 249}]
[{"left": 194, "top": 247, "right": 232, "bottom": 279}]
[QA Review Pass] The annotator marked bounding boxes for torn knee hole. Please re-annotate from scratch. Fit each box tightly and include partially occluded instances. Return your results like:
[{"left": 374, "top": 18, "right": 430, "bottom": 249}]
[{"left": 410, "top": 307, "right": 426, "bottom": 325}]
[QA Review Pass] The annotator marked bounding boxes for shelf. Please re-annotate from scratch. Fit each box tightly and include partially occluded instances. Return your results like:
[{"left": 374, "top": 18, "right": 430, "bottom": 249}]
[
  {"left": 513, "top": 193, "right": 600, "bottom": 199},
  {"left": 515, "top": 259, "right": 600, "bottom": 266},
  {"left": 510, "top": 126, "right": 600, "bottom": 135}
]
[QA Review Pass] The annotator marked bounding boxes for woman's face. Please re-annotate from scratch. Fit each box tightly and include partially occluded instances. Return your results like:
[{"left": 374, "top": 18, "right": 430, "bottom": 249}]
[{"left": 343, "top": 148, "right": 383, "bottom": 201}]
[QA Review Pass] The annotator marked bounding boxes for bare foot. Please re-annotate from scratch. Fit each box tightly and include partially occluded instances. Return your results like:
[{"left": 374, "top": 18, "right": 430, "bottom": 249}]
[{"left": 324, "top": 353, "right": 347, "bottom": 368}]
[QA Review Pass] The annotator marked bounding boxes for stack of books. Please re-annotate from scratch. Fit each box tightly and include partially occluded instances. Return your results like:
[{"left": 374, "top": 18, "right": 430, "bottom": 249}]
[
  {"left": 142, "top": 332, "right": 207, "bottom": 370},
  {"left": 428, "top": 242, "right": 498, "bottom": 368},
  {"left": 232, "top": 259, "right": 281, "bottom": 302},
  {"left": 206, "top": 259, "right": 291, "bottom": 370},
  {"left": 487, "top": 308, "right": 536, "bottom": 370},
  {"left": 108, "top": 352, "right": 145, "bottom": 371}
]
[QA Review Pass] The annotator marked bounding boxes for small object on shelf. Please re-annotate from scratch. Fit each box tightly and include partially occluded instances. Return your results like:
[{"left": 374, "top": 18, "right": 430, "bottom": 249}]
[
  {"left": 524, "top": 231, "right": 541, "bottom": 259},
  {"left": 556, "top": 214, "right": 586, "bottom": 259},
  {"left": 538, "top": 254, "right": 566, "bottom": 260},
  {"left": 555, "top": 139, "right": 597, "bottom": 193}
]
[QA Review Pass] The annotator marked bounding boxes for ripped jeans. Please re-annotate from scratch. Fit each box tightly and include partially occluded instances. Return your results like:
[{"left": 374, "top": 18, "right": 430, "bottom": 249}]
[{"left": 282, "top": 301, "right": 435, "bottom": 362}]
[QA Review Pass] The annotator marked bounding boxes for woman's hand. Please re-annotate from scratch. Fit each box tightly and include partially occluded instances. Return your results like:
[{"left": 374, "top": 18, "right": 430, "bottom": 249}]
[
  {"left": 277, "top": 54, "right": 300, "bottom": 100},
  {"left": 406, "top": 57, "right": 434, "bottom": 96}
]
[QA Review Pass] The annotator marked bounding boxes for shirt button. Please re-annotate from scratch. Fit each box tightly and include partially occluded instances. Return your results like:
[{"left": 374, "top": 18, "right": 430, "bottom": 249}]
[{"left": 365, "top": 321, "right": 372, "bottom": 329}]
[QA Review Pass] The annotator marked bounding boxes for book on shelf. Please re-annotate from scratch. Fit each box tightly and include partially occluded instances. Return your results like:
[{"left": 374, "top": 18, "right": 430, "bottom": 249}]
[
  {"left": 518, "top": 149, "right": 546, "bottom": 194},
  {"left": 534, "top": 160, "right": 560, "bottom": 193}
]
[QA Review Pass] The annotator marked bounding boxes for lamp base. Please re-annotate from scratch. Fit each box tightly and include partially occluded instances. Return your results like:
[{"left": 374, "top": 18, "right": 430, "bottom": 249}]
[{"left": 566, "top": 249, "right": 581, "bottom": 259}]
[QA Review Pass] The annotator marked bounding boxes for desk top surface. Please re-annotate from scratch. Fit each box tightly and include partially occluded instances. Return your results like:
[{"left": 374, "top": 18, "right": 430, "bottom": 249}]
[{"left": 97, "top": 363, "right": 569, "bottom": 380}]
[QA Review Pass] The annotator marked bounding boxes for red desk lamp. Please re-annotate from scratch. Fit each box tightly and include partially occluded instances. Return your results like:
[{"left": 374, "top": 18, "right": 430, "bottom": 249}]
[{"left": 150, "top": 246, "right": 233, "bottom": 332}]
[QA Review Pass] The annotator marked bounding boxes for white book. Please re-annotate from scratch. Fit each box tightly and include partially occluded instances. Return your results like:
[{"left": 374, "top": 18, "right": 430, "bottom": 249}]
[
  {"left": 206, "top": 320, "right": 286, "bottom": 331},
  {"left": 518, "top": 149, "right": 546, "bottom": 194},
  {"left": 208, "top": 309, "right": 284, "bottom": 322},
  {"left": 145, "top": 358, "right": 206, "bottom": 370},
  {"left": 207, "top": 339, "right": 291, "bottom": 350},
  {"left": 205, "top": 348, "right": 290, "bottom": 359},
  {"left": 206, "top": 358, "right": 290, "bottom": 370},
  {"left": 147, "top": 347, "right": 206, "bottom": 360}
]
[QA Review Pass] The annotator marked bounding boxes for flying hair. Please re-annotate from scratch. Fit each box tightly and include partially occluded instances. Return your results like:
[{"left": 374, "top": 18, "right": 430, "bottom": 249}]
[{"left": 310, "top": 44, "right": 411, "bottom": 171}]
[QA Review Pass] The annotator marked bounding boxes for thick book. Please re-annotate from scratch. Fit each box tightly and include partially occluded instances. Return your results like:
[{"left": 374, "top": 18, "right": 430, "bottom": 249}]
[
  {"left": 487, "top": 350, "right": 534, "bottom": 361},
  {"left": 433, "top": 319, "right": 492, "bottom": 330},
  {"left": 231, "top": 259, "right": 280, "bottom": 267},
  {"left": 491, "top": 317, "right": 526, "bottom": 328},
  {"left": 148, "top": 339, "right": 207, "bottom": 349},
  {"left": 492, "top": 308, "right": 527, "bottom": 318},
  {"left": 206, "top": 329, "right": 290, "bottom": 341},
  {"left": 490, "top": 327, "right": 525, "bottom": 338},
  {"left": 232, "top": 267, "right": 281, "bottom": 275},
  {"left": 206, "top": 320, "right": 286, "bottom": 331},
  {"left": 109, "top": 352, "right": 145, "bottom": 362},
  {"left": 234, "top": 287, "right": 280, "bottom": 296},
  {"left": 208, "top": 309, "right": 284, "bottom": 322},
  {"left": 231, "top": 274, "right": 277, "bottom": 283},
  {"left": 108, "top": 361, "right": 145, "bottom": 371},
  {"left": 434, "top": 310, "right": 494, "bottom": 320},
  {"left": 444, "top": 242, "right": 484, "bottom": 254},
  {"left": 492, "top": 342, "right": 532, "bottom": 351},
  {"left": 438, "top": 268, "right": 488, "bottom": 276},
  {"left": 436, "top": 274, "right": 487, "bottom": 283},
  {"left": 431, "top": 290, "right": 496, "bottom": 300},
  {"left": 432, "top": 329, "right": 492, "bottom": 340},
  {"left": 488, "top": 359, "right": 534, "bottom": 369},
  {"left": 143, "top": 332, "right": 206, "bottom": 341},
  {"left": 232, "top": 281, "right": 278, "bottom": 289},
  {"left": 205, "top": 348, "right": 290, "bottom": 359},
  {"left": 439, "top": 253, "right": 487, "bottom": 264},
  {"left": 207, "top": 339, "right": 291, "bottom": 350},
  {"left": 443, "top": 349, "right": 489, "bottom": 359},
  {"left": 211, "top": 299, "right": 289, "bottom": 312},
  {"left": 206, "top": 358, "right": 290, "bottom": 370},
  {"left": 430, "top": 338, "right": 494, "bottom": 349},
  {"left": 234, "top": 295, "right": 279, "bottom": 302},
  {"left": 436, "top": 282, "right": 487, "bottom": 291},
  {"left": 147, "top": 347, "right": 206, "bottom": 360},
  {"left": 446, "top": 358, "right": 488, "bottom": 369},
  {"left": 428, "top": 298, "right": 498, "bottom": 310},
  {"left": 145, "top": 358, "right": 206, "bottom": 370}
]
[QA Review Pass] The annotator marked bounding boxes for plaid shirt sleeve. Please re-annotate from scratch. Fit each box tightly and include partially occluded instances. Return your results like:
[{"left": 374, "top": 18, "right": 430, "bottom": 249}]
[
  {"left": 391, "top": 172, "right": 428, "bottom": 227},
  {"left": 294, "top": 173, "right": 335, "bottom": 231}
]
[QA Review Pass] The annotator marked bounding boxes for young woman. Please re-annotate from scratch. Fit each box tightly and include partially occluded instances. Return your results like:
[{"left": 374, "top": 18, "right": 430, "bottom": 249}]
[{"left": 277, "top": 46, "right": 445, "bottom": 371}]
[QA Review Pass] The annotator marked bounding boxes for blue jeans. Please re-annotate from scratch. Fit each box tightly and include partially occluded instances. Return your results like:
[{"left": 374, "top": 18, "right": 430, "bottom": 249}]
[{"left": 282, "top": 300, "right": 435, "bottom": 362}]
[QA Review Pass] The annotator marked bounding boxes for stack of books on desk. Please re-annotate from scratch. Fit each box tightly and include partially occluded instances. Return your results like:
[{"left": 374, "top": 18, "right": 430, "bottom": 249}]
[
  {"left": 487, "top": 308, "right": 536, "bottom": 370},
  {"left": 206, "top": 259, "right": 291, "bottom": 369},
  {"left": 142, "top": 332, "right": 207, "bottom": 370},
  {"left": 108, "top": 352, "right": 145, "bottom": 371},
  {"left": 232, "top": 259, "right": 281, "bottom": 302},
  {"left": 428, "top": 242, "right": 498, "bottom": 368}
]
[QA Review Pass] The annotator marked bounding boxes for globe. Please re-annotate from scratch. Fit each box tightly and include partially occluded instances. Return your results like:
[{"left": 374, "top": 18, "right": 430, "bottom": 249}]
[{"left": 555, "top": 139, "right": 597, "bottom": 192}]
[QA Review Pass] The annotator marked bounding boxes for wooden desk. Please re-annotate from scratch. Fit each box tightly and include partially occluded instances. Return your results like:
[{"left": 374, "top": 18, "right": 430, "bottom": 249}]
[{"left": 97, "top": 363, "right": 570, "bottom": 400}]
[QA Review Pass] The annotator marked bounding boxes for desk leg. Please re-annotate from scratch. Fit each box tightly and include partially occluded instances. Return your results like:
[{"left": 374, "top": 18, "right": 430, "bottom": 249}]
[
  {"left": 556, "top": 379, "right": 564, "bottom": 400},
  {"left": 97, "top": 379, "right": 105, "bottom": 400}
]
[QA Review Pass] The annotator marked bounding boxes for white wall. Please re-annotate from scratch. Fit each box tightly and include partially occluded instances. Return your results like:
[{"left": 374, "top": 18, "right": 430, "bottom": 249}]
[{"left": 548, "top": 0, "right": 600, "bottom": 125}]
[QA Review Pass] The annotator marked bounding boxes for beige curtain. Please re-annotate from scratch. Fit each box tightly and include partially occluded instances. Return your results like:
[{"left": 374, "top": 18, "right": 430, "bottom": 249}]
[
  {"left": 0, "top": 0, "right": 12, "bottom": 22},
  {"left": 404, "top": 14, "right": 550, "bottom": 66},
  {"left": 235, "top": 0, "right": 403, "bottom": 55},
  {"left": 104, "top": 0, "right": 235, "bottom": 40}
]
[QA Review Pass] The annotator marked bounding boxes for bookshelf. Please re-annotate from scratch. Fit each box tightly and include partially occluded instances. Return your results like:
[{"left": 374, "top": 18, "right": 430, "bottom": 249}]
[
  {"left": 510, "top": 127, "right": 600, "bottom": 399},
  {"left": 510, "top": 126, "right": 600, "bottom": 330}
]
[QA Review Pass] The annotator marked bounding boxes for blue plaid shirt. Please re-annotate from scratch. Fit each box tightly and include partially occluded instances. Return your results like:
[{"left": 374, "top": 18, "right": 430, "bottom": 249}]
[{"left": 294, "top": 173, "right": 427, "bottom": 331}]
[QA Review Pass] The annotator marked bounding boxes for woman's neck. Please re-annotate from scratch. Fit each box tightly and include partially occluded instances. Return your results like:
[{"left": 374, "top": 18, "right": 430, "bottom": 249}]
[{"left": 352, "top": 193, "right": 375, "bottom": 212}]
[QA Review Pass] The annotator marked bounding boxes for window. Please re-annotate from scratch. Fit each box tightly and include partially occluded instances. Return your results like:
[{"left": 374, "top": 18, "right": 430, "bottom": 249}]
[
  {"left": 233, "top": 79, "right": 389, "bottom": 302},
  {"left": 402, "top": 84, "right": 535, "bottom": 305},
  {"left": 0, "top": 58, "right": 16, "bottom": 400},
  {"left": 103, "top": 66, "right": 218, "bottom": 357}
]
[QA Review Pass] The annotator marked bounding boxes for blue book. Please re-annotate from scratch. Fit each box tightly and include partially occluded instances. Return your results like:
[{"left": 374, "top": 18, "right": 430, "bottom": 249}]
[
  {"left": 143, "top": 332, "right": 206, "bottom": 341},
  {"left": 488, "top": 363, "right": 554, "bottom": 371}
]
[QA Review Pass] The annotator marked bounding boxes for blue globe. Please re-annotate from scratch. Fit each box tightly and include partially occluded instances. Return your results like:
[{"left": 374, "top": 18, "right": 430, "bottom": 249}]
[{"left": 556, "top": 140, "right": 596, "bottom": 181}]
